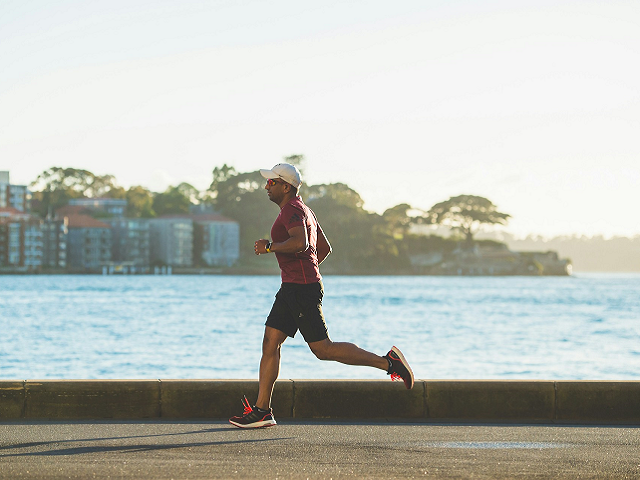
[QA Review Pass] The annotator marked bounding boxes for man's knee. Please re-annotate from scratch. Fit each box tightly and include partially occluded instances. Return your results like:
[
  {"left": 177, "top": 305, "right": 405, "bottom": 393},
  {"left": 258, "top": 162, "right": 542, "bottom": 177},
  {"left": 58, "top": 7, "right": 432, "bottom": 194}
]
[
  {"left": 262, "top": 337, "right": 282, "bottom": 355},
  {"left": 262, "top": 328, "right": 286, "bottom": 355},
  {"left": 309, "top": 339, "right": 333, "bottom": 361}
]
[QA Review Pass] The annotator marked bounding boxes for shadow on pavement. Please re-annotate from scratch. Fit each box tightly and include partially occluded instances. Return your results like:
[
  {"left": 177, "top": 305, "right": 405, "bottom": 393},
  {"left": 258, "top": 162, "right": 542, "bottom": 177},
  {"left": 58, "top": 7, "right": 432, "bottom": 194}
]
[
  {"left": 0, "top": 437, "right": 289, "bottom": 457},
  {"left": 0, "top": 425, "right": 290, "bottom": 457}
]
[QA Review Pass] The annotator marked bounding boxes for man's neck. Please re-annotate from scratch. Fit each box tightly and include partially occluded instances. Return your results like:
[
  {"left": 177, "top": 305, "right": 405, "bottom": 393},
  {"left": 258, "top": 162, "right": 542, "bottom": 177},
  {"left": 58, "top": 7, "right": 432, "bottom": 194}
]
[{"left": 278, "top": 193, "right": 297, "bottom": 209}]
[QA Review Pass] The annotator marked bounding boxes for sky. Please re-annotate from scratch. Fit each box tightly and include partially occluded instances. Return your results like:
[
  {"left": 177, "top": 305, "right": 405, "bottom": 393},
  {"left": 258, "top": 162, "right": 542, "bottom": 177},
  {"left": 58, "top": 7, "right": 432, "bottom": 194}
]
[{"left": 1, "top": 0, "right": 639, "bottom": 238}]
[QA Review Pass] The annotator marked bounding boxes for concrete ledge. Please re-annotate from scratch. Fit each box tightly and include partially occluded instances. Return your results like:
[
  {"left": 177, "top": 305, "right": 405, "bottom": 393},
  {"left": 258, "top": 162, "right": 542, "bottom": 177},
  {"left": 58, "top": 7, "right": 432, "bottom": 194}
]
[
  {"left": 293, "top": 380, "right": 425, "bottom": 419},
  {"left": 427, "top": 380, "right": 555, "bottom": 422},
  {"left": 160, "top": 380, "right": 293, "bottom": 419},
  {"left": 1, "top": 380, "right": 639, "bottom": 423},
  {"left": 556, "top": 381, "right": 640, "bottom": 423},
  {"left": 0, "top": 381, "right": 25, "bottom": 418},
  {"left": 23, "top": 380, "right": 161, "bottom": 420}
]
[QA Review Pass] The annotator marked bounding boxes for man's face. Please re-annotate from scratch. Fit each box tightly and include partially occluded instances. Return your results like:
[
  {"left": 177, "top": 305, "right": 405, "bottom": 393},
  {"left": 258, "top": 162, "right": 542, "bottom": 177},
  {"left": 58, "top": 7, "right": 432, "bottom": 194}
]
[{"left": 265, "top": 178, "right": 288, "bottom": 204}]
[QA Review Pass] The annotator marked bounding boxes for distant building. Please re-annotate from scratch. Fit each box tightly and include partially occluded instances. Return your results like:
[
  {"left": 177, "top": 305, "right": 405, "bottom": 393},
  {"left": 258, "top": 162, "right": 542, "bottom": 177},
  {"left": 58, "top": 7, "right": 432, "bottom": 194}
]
[
  {"left": 0, "top": 207, "right": 42, "bottom": 272},
  {"left": 0, "top": 171, "right": 31, "bottom": 212},
  {"left": 519, "top": 251, "right": 573, "bottom": 276},
  {"left": 409, "top": 252, "right": 444, "bottom": 273},
  {"left": 8, "top": 185, "right": 31, "bottom": 212},
  {"left": 68, "top": 198, "right": 127, "bottom": 217},
  {"left": 192, "top": 214, "right": 240, "bottom": 267},
  {"left": 432, "top": 243, "right": 572, "bottom": 276},
  {"left": 105, "top": 218, "right": 150, "bottom": 271},
  {"left": 42, "top": 217, "right": 69, "bottom": 270},
  {"left": 148, "top": 217, "right": 193, "bottom": 267},
  {"left": 55, "top": 205, "right": 92, "bottom": 217},
  {"left": 66, "top": 214, "right": 112, "bottom": 272},
  {"left": 0, "top": 172, "right": 9, "bottom": 209}
]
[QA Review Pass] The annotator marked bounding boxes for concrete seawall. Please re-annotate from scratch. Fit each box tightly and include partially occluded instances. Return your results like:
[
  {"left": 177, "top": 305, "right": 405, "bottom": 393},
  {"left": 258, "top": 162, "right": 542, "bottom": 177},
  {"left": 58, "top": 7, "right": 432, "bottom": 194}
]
[{"left": 1, "top": 380, "right": 639, "bottom": 423}]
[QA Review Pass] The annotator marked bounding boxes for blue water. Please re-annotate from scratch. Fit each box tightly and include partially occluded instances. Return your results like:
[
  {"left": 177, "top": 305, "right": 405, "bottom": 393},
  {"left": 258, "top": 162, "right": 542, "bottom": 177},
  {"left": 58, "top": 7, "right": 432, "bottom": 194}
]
[{"left": 0, "top": 274, "right": 639, "bottom": 380}]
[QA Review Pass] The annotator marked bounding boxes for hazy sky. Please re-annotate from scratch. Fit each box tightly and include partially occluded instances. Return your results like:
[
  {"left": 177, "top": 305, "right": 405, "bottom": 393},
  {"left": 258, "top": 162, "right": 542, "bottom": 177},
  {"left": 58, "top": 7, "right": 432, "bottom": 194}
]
[{"left": 2, "top": 0, "right": 639, "bottom": 238}]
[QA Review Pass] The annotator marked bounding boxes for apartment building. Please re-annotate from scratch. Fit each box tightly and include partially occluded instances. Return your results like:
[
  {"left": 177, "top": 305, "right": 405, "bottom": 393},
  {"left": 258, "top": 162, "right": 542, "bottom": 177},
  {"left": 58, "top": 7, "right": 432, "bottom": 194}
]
[
  {"left": 0, "top": 207, "right": 42, "bottom": 271},
  {"left": 0, "top": 171, "right": 31, "bottom": 212},
  {"left": 192, "top": 213, "right": 240, "bottom": 267},
  {"left": 66, "top": 214, "right": 112, "bottom": 272},
  {"left": 41, "top": 217, "right": 68, "bottom": 270},
  {"left": 148, "top": 217, "right": 193, "bottom": 267},
  {"left": 68, "top": 198, "right": 127, "bottom": 217},
  {"left": 105, "top": 218, "right": 150, "bottom": 271}
]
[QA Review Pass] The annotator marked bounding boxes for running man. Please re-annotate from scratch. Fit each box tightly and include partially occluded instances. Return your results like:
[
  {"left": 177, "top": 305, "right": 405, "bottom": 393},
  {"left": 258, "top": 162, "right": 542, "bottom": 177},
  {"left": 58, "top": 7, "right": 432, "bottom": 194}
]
[{"left": 229, "top": 163, "right": 414, "bottom": 428}]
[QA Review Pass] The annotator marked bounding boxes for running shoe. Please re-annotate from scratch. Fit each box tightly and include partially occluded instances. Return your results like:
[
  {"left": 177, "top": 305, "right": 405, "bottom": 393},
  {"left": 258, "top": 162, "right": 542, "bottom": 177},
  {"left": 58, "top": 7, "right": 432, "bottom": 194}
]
[
  {"left": 229, "top": 395, "right": 277, "bottom": 428},
  {"left": 385, "top": 346, "right": 414, "bottom": 389}
]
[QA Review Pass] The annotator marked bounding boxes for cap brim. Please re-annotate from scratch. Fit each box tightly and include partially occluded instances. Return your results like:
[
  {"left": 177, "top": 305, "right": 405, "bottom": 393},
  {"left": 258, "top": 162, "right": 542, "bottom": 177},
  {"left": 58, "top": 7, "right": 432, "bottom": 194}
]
[{"left": 260, "top": 169, "right": 280, "bottom": 180}]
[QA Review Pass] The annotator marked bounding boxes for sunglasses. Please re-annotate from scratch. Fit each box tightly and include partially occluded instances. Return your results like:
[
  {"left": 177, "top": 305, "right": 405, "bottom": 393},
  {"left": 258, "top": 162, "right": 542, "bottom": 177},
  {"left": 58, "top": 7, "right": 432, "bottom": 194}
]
[{"left": 266, "top": 178, "right": 285, "bottom": 187}]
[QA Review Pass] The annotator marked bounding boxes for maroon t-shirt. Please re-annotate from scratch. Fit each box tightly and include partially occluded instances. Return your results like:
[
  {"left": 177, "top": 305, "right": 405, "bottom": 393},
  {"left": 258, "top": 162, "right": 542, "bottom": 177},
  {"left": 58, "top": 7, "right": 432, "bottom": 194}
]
[{"left": 271, "top": 196, "right": 322, "bottom": 284}]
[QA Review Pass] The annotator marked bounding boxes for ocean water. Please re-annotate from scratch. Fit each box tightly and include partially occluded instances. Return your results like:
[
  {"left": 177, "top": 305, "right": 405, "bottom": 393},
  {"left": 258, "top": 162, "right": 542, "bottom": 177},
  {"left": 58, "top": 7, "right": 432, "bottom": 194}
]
[{"left": 0, "top": 274, "right": 639, "bottom": 380}]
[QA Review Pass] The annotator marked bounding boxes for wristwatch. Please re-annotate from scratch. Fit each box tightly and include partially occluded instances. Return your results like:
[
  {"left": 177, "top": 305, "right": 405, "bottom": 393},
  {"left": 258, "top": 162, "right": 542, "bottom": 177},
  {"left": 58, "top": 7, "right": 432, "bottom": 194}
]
[{"left": 265, "top": 241, "right": 272, "bottom": 253}]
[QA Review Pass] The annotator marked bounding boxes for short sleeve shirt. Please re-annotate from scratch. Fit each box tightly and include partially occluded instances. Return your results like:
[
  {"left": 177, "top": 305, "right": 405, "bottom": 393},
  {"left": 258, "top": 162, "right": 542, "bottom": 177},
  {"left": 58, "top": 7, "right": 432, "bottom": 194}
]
[{"left": 271, "top": 196, "right": 322, "bottom": 284}]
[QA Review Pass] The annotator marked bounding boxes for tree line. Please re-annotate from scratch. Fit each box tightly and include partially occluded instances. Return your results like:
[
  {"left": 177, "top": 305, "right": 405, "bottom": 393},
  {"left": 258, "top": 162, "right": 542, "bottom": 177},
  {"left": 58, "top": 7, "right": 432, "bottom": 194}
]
[{"left": 29, "top": 158, "right": 510, "bottom": 273}]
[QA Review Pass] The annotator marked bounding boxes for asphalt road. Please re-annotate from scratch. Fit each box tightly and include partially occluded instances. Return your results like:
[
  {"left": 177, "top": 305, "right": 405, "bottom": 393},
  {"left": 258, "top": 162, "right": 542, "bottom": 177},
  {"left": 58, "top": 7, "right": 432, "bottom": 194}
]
[{"left": 1, "top": 420, "right": 639, "bottom": 479}]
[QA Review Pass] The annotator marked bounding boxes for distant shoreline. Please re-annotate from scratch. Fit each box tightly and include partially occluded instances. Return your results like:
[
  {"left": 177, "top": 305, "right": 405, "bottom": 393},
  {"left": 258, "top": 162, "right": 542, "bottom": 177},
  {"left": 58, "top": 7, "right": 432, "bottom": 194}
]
[{"left": 2, "top": 269, "right": 639, "bottom": 276}]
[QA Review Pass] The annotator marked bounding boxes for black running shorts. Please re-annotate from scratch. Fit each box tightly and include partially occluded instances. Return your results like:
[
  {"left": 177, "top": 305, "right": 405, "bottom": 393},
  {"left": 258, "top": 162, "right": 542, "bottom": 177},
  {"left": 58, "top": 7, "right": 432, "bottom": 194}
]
[{"left": 266, "top": 281, "right": 329, "bottom": 343}]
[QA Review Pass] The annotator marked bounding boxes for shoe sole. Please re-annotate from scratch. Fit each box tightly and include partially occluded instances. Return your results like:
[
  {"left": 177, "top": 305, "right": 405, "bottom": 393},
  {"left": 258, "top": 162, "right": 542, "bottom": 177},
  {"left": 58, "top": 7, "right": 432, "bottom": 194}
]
[
  {"left": 391, "top": 346, "right": 414, "bottom": 389},
  {"left": 229, "top": 419, "right": 277, "bottom": 429}
]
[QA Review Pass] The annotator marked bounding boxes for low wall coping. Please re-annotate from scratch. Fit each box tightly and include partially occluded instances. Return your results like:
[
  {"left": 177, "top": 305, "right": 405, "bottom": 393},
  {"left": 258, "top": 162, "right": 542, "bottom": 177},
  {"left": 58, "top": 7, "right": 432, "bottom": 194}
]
[{"left": 1, "top": 380, "right": 639, "bottom": 423}]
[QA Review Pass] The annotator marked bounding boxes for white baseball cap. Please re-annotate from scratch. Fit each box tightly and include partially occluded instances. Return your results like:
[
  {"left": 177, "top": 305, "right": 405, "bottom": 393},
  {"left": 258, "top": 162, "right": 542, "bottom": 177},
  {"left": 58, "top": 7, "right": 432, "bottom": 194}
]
[{"left": 260, "top": 163, "right": 302, "bottom": 188}]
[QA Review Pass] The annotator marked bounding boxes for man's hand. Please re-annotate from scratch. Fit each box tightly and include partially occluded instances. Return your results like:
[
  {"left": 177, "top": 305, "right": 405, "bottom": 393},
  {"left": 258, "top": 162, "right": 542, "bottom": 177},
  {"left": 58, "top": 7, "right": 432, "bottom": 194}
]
[{"left": 254, "top": 239, "right": 271, "bottom": 255}]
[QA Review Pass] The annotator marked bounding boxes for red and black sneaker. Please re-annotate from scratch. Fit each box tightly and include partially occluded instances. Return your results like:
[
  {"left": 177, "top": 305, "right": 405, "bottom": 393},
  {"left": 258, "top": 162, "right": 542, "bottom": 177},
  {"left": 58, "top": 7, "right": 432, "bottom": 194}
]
[
  {"left": 229, "top": 396, "right": 277, "bottom": 429},
  {"left": 385, "top": 346, "right": 414, "bottom": 389}
]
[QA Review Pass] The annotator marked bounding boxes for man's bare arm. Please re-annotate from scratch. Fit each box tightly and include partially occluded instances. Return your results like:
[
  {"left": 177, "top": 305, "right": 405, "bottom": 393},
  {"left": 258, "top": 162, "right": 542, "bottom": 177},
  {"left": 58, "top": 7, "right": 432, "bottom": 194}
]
[
  {"left": 317, "top": 224, "right": 332, "bottom": 264},
  {"left": 254, "top": 226, "right": 308, "bottom": 255}
]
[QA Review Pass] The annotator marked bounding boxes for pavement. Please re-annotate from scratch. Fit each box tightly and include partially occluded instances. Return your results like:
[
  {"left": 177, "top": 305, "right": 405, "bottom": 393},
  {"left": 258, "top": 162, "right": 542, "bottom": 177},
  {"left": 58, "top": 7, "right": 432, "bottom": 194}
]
[{"left": 1, "top": 420, "right": 640, "bottom": 479}]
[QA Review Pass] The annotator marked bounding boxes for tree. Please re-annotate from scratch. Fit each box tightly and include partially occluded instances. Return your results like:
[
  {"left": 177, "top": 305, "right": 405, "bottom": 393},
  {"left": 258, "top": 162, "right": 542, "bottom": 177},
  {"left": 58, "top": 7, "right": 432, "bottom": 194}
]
[
  {"left": 382, "top": 203, "right": 427, "bottom": 239},
  {"left": 152, "top": 186, "right": 192, "bottom": 216},
  {"left": 207, "top": 164, "right": 237, "bottom": 202},
  {"left": 86, "top": 174, "right": 125, "bottom": 198},
  {"left": 204, "top": 165, "right": 414, "bottom": 271},
  {"left": 305, "top": 183, "right": 409, "bottom": 273},
  {"left": 209, "top": 170, "right": 276, "bottom": 261},
  {"left": 305, "top": 183, "right": 365, "bottom": 209},
  {"left": 31, "top": 167, "right": 123, "bottom": 197},
  {"left": 426, "top": 195, "right": 510, "bottom": 243},
  {"left": 126, "top": 186, "right": 155, "bottom": 218},
  {"left": 207, "top": 170, "right": 408, "bottom": 271},
  {"left": 175, "top": 182, "right": 201, "bottom": 205},
  {"left": 29, "top": 167, "right": 123, "bottom": 217}
]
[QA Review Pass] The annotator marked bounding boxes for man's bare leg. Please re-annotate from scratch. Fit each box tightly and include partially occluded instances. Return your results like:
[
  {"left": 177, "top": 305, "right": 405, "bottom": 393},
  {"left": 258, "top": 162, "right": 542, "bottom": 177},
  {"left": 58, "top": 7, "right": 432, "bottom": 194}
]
[
  {"left": 256, "top": 326, "right": 288, "bottom": 410},
  {"left": 307, "top": 338, "right": 389, "bottom": 370}
]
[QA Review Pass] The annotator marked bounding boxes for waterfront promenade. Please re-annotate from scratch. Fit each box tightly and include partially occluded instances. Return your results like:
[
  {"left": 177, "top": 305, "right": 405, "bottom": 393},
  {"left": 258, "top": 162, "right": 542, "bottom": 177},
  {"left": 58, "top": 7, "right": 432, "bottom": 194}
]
[
  {"left": 2, "top": 380, "right": 640, "bottom": 477},
  {"left": 1, "top": 421, "right": 639, "bottom": 478}
]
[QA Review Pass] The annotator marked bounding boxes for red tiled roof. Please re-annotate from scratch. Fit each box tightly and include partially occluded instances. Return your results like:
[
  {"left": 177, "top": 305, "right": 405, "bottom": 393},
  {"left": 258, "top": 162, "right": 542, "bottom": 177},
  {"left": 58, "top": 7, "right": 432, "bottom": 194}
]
[
  {"left": 65, "top": 214, "right": 111, "bottom": 229},
  {"left": 0, "top": 208, "right": 40, "bottom": 224},
  {"left": 0, "top": 207, "right": 22, "bottom": 216}
]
